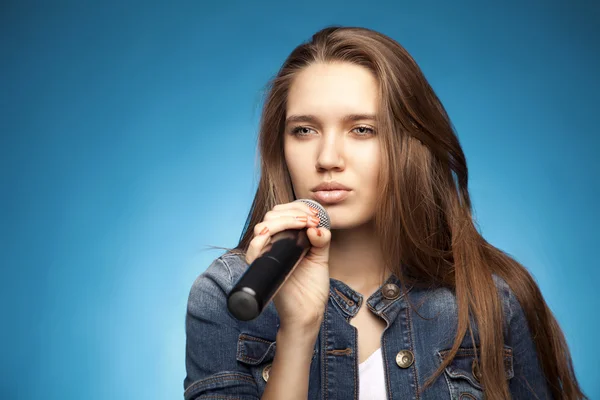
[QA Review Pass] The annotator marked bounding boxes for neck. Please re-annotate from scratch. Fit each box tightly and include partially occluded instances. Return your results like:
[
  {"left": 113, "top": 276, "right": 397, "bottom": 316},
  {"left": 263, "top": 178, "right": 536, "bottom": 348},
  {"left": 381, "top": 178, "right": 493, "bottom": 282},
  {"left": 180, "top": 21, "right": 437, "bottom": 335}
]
[{"left": 328, "top": 221, "right": 391, "bottom": 296}]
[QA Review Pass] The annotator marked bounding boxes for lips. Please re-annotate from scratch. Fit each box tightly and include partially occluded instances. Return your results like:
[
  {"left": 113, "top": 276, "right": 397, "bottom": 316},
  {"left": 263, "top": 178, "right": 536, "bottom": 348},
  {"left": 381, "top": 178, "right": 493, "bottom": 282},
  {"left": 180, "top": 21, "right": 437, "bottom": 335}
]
[
  {"left": 311, "top": 181, "right": 351, "bottom": 204},
  {"left": 312, "top": 190, "right": 350, "bottom": 204},
  {"left": 311, "top": 181, "right": 351, "bottom": 191}
]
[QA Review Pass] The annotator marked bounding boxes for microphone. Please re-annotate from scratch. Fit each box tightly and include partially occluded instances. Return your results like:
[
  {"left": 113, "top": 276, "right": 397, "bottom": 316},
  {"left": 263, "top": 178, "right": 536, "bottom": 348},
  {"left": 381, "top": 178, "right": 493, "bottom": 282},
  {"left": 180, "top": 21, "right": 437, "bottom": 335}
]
[{"left": 227, "top": 199, "right": 331, "bottom": 321}]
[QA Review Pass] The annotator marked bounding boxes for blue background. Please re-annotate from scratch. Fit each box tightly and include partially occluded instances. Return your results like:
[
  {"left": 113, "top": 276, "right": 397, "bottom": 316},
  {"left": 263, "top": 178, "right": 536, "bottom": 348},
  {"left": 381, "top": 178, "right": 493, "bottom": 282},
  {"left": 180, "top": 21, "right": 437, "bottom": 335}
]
[{"left": 1, "top": 1, "right": 598, "bottom": 399}]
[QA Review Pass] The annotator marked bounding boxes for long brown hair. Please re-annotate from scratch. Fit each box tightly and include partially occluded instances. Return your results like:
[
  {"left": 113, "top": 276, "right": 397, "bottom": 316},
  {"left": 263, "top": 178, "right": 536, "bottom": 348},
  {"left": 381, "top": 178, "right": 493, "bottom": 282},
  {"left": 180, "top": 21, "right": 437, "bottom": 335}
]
[{"left": 234, "top": 26, "right": 585, "bottom": 399}]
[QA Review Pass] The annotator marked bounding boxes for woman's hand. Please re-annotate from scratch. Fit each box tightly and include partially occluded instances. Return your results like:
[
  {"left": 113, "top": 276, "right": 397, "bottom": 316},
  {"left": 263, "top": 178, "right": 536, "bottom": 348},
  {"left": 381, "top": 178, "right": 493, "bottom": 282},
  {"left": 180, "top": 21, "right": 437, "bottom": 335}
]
[{"left": 245, "top": 201, "right": 331, "bottom": 331}]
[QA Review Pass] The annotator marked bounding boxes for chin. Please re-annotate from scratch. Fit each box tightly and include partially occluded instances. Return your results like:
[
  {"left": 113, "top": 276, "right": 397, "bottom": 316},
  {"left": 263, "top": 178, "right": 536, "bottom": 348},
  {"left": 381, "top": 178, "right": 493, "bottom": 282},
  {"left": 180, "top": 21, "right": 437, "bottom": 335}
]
[{"left": 325, "top": 207, "right": 373, "bottom": 230}]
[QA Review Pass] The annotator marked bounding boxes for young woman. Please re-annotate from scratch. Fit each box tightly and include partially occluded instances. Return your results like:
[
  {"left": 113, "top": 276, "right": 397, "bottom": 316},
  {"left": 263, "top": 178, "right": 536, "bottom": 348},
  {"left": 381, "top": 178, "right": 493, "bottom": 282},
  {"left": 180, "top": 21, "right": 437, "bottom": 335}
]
[{"left": 183, "top": 26, "right": 586, "bottom": 400}]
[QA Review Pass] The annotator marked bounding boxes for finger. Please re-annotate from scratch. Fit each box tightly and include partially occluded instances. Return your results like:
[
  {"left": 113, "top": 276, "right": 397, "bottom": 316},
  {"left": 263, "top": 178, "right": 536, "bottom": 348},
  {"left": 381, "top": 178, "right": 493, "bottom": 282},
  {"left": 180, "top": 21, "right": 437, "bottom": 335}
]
[
  {"left": 245, "top": 228, "right": 271, "bottom": 265},
  {"left": 273, "top": 201, "right": 320, "bottom": 217},
  {"left": 252, "top": 214, "right": 320, "bottom": 238},
  {"left": 264, "top": 208, "right": 315, "bottom": 221},
  {"left": 305, "top": 227, "right": 331, "bottom": 263}
]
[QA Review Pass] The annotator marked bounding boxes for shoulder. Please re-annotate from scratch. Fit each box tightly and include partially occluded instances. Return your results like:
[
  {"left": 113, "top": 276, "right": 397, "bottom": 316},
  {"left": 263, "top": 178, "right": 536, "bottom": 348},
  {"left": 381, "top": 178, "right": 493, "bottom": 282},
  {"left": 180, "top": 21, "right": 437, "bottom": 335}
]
[
  {"left": 191, "top": 251, "right": 248, "bottom": 289},
  {"left": 408, "top": 273, "right": 525, "bottom": 335},
  {"left": 491, "top": 273, "right": 536, "bottom": 345},
  {"left": 187, "top": 251, "right": 249, "bottom": 313},
  {"left": 408, "top": 273, "right": 516, "bottom": 313},
  {"left": 185, "top": 250, "right": 281, "bottom": 340},
  {"left": 491, "top": 273, "right": 524, "bottom": 328}
]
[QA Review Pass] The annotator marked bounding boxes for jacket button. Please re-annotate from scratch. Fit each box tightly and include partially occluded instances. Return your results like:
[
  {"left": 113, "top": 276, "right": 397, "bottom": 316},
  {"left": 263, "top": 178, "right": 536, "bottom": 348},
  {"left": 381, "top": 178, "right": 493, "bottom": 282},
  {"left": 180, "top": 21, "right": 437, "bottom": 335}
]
[
  {"left": 382, "top": 283, "right": 400, "bottom": 300},
  {"left": 262, "top": 363, "right": 272, "bottom": 382},
  {"left": 395, "top": 350, "right": 414, "bottom": 368},
  {"left": 472, "top": 360, "right": 482, "bottom": 382}
]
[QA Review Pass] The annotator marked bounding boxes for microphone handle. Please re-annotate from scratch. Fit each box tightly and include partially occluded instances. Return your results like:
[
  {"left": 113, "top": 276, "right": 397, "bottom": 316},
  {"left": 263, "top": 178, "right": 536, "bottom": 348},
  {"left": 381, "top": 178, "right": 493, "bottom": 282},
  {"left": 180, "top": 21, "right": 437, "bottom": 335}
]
[{"left": 227, "top": 228, "right": 310, "bottom": 321}]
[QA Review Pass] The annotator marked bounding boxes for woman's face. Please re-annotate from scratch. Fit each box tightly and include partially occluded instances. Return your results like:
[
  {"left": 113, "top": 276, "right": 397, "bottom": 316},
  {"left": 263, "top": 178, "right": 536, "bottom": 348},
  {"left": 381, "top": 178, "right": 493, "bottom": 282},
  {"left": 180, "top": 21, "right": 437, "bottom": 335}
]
[{"left": 284, "top": 62, "right": 381, "bottom": 229}]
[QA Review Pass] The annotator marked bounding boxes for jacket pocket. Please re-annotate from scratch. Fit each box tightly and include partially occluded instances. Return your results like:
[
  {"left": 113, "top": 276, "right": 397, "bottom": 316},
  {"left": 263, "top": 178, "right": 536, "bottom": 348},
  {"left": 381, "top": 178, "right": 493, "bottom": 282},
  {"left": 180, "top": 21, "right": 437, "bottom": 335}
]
[
  {"left": 236, "top": 333, "right": 318, "bottom": 396},
  {"left": 437, "top": 346, "right": 514, "bottom": 400},
  {"left": 236, "top": 333, "right": 278, "bottom": 396},
  {"left": 183, "top": 371, "right": 259, "bottom": 400}
]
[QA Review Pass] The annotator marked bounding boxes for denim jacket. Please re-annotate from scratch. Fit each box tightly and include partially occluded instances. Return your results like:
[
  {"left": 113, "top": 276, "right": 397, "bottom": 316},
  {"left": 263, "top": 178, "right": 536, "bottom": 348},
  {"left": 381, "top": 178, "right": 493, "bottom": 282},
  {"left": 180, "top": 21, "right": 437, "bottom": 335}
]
[{"left": 183, "top": 252, "right": 552, "bottom": 399}]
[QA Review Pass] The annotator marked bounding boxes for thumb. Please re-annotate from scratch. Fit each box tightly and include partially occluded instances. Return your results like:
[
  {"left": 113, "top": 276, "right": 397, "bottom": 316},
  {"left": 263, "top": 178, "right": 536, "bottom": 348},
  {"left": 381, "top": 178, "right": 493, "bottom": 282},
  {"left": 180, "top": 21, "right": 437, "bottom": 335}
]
[{"left": 305, "top": 227, "right": 331, "bottom": 263}]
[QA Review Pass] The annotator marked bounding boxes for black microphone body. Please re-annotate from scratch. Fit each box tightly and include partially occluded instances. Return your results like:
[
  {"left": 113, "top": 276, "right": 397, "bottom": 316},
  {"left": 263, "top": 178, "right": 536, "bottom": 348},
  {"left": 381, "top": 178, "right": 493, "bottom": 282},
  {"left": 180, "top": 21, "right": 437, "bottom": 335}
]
[{"left": 227, "top": 199, "right": 330, "bottom": 321}]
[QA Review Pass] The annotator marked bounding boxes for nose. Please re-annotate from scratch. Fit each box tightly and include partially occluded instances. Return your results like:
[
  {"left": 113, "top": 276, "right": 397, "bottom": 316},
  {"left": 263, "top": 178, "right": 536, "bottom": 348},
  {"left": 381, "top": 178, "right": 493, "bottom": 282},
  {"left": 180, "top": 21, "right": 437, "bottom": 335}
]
[{"left": 315, "top": 132, "right": 345, "bottom": 172}]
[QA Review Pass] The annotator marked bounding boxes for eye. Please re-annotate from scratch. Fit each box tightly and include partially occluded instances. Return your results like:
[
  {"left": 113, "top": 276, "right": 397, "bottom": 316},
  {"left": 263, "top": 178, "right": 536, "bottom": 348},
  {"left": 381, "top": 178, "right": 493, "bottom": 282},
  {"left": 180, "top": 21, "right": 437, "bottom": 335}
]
[
  {"left": 290, "top": 125, "right": 376, "bottom": 137},
  {"left": 290, "top": 126, "right": 316, "bottom": 137},
  {"left": 352, "top": 125, "right": 376, "bottom": 136}
]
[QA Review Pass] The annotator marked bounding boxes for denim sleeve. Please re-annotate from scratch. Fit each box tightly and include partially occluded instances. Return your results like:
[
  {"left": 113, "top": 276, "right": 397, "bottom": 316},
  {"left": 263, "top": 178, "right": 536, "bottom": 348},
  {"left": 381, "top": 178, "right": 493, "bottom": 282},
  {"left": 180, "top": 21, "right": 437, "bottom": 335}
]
[
  {"left": 506, "top": 284, "right": 553, "bottom": 400},
  {"left": 183, "top": 256, "right": 259, "bottom": 400}
]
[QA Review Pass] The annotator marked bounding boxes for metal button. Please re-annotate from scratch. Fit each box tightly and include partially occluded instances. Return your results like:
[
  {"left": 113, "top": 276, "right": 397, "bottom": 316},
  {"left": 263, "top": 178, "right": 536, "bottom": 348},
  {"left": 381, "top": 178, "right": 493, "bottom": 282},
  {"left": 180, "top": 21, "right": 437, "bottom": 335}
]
[
  {"left": 395, "top": 350, "right": 414, "bottom": 368},
  {"left": 382, "top": 283, "right": 400, "bottom": 300},
  {"left": 262, "top": 363, "right": 272, "bottom": 382},
  {"left": 472, "top": 360, "right": 482, "bottom": 382}
]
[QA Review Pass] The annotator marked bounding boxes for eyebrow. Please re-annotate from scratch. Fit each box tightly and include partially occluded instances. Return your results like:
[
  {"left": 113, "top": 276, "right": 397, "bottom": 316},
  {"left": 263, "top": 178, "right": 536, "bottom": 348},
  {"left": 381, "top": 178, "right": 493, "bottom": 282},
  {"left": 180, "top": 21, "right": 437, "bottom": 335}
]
[{"left": 285, "top": 113, "right": 377, "bottom": 125}]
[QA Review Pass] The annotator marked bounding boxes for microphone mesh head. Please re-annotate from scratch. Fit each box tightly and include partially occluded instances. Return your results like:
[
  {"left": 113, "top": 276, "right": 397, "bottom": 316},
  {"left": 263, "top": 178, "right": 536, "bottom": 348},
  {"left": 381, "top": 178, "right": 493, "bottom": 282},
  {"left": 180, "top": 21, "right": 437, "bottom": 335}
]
[{"left": 296, "top": 199, "right": 331, "bottom": 230}]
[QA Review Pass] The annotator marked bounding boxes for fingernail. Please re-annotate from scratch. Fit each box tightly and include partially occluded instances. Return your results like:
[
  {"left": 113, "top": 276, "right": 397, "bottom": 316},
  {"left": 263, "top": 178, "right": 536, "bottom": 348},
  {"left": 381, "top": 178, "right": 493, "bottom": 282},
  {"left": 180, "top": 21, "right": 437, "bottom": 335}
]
[
  {"left": 296, "top": 216, "right": 308, "bottom": 222},
  {"left": 316, "top": 228, "right": 322, "bottom": 237},
  {"left": 260, "top": 227, "right": 269, "bottom": 235},
  {"left": 310, "top": 216, "right": 320, "bottom": 225},
  {"left": 309, "top": 208, "right": 319, "bottom": 215}
]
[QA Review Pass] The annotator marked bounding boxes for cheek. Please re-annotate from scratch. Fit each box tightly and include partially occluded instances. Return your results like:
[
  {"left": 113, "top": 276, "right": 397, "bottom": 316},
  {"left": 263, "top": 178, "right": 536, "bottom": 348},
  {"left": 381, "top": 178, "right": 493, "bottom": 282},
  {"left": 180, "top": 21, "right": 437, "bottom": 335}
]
[
  {"left": 354, "top": 144, "right": 381, "bottom": 189},
  {"left": 284, "top": 146, "right": 309, "bottom": 190},
  {"left": 284, "top": 147, "right": 301, "bottom": 176}
]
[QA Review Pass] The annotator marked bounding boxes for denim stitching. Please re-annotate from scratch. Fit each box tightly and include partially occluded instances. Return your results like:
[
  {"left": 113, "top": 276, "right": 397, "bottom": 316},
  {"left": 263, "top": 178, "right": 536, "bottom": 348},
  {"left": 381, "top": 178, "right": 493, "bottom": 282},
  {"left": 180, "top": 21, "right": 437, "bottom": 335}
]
[
  {"left": 436, "top": 349, "right": 482, "bottom": 390},
  {"left": 376, "top": 286, "right": 414, "bottom": 315},
  {"left": 239, "top": 334, "right": 274, "bottom": 345},
  {"left": 184, "top": 373, "right": 256, "bottom": 397},
  {"left": 379, "top": 313, "right": 392, "bottom": 400},
  {"left": 405, "top": 303, "right": 421, "bottom": 399},
  {"left": 326, "top": 348, "right": 352, "bottom": 355},
  {"left": 438, "top": 347, "right": 514, "bottom": 379},
  {"left": 442, "top": 368, "right": 454, "bottom": 399},
  {"left": 219, "top": 255, "right": 234, "bottom": 285},
  {"left": 439, "top": 347, "right": 512, "bottom": 358},
  {"left": 324, "top": 306, "right": 328, "bottom": 400},
  {"left": 236, "top": 334, "right": 276, "bottom": 364},
  {"left": 198, "top": 397, "right": 248, "bottom": 400},
  {"left": 353, "top": 326, "right": 358, "bottom": 400},
  {"left": 334, "top": 287, "right": 356, "bottom": 306},
  {"left": 331, "top": 292, "right": 353, "bottom": 316}
]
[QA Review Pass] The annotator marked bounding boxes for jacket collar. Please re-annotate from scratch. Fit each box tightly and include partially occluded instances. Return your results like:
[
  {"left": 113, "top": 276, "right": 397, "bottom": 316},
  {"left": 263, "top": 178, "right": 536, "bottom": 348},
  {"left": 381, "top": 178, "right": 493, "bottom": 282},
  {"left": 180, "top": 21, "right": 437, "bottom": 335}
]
[{"left": 328, "top": 271, "right": 411, "bottom": 321}]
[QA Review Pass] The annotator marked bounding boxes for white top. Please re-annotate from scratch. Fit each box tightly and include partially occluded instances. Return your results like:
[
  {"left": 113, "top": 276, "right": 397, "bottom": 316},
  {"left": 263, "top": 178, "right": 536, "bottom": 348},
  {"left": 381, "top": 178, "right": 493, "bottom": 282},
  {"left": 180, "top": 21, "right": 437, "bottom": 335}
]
[{"left": 358, "top": 347, "right": 387, "bottom": 400}]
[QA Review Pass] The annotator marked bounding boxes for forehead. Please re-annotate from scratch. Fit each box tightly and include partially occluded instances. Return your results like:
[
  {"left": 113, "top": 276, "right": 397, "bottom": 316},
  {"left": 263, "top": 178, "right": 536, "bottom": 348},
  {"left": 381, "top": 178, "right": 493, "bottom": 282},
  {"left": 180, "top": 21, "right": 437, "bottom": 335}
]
[{"left": 286, "top": 62, "right": 379, "bottom": 117}]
